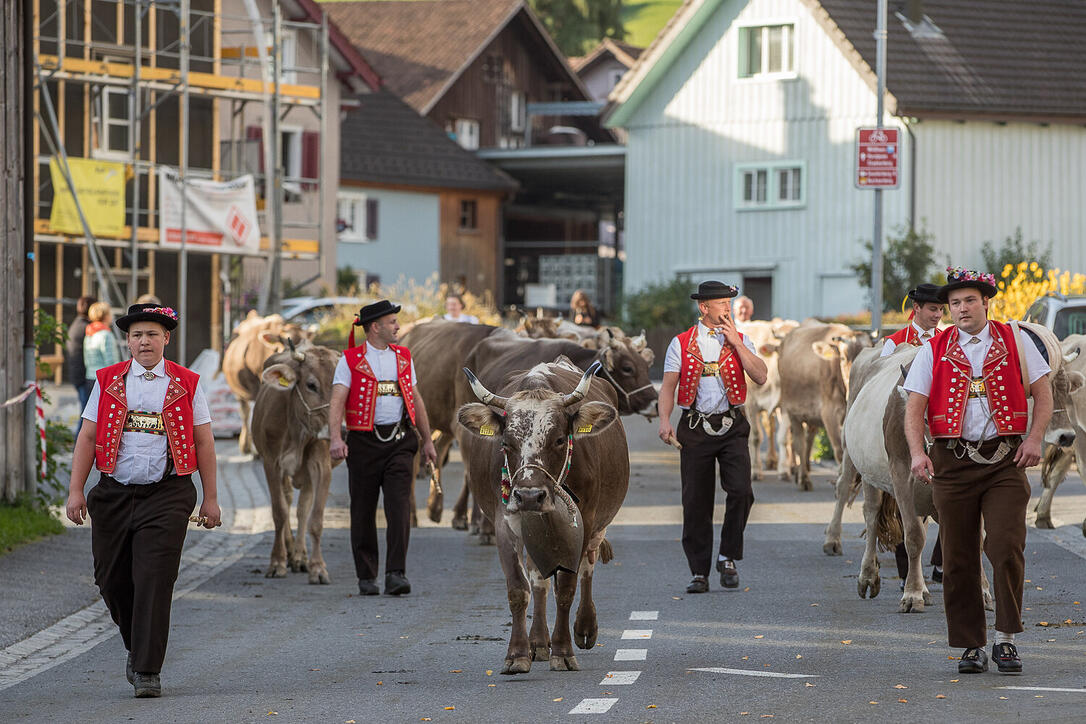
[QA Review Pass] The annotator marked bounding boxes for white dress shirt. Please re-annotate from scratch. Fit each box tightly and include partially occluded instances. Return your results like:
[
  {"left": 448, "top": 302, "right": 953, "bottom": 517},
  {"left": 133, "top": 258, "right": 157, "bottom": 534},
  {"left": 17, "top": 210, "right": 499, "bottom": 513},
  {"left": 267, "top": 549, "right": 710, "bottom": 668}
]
[
  {"left": 83, "top": 359, "right": 211, "bottom": 485},
  {"left": 443, "top": 313, "right": 479, "bottom": 324},
  {"left": 664, "top": 322, "right": 759, "bottom": 414},
  {"left": 333, "top": 344, "right": 418, "bottom": 425},
  {"left": 880, "top": 321, "right": 936, "bottom": 357},
  {"left": 903, "top": 321, "right": 1051, "bottom": 441}
]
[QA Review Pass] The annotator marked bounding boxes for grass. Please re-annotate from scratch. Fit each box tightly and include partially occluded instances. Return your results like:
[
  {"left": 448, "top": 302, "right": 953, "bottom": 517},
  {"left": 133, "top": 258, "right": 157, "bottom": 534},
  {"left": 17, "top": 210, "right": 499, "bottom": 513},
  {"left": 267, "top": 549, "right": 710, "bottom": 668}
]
[
  {"left": 621, "top": 0, "right": 684, "bottom": 48},
  {"left": 0, "top": 500, "right": 65, "bottom": 554}
]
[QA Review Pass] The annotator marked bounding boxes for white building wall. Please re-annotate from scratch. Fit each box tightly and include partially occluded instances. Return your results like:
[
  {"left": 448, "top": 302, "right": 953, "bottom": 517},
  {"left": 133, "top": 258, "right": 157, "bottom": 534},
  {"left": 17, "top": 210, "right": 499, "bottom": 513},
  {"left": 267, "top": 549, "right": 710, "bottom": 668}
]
[
  {"left": 622, "top": 0, "right": 912, "bottom": 319},
  {"left": 335, "top": 187, "right": 440, "bottom": 287}
]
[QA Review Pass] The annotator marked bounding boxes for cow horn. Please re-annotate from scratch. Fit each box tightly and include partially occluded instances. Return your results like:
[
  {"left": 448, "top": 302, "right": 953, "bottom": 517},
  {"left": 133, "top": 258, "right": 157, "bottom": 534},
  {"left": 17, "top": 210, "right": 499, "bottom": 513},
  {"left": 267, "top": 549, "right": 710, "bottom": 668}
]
[
  {"left": 1065, "top": 346, "right": 1081, "bottom": 364},
  {"left": 462, "top": 367, "right": 508, "bottom": 409},
  {"left": 562, "top": 361, "right": 601, "bottom": 408}
]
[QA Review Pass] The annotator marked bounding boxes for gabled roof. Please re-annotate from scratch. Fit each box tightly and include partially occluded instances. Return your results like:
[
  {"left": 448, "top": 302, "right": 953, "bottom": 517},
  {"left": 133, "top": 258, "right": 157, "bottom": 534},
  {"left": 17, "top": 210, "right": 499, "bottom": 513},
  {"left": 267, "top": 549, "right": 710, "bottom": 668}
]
[
  {"left": 322, "top": 0, "right": 592, "bottom": 114},
  {"left": 339, "top": 87, "right": 518, "bottom": 192},
  {"left": 283, "top": 0, "right": 381, "bottom": 93},
  {"left": 606, "top": 0, "right": 1086, "bottom": 128},
  {"left": 570, "top": 38, "right": 645, "bottom": 73}
]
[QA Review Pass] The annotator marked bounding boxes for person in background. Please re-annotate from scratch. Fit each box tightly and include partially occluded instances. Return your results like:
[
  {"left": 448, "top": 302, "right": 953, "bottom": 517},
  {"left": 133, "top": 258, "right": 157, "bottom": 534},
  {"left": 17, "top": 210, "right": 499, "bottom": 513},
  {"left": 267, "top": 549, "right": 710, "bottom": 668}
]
[
  {"left": 570, "top": 289, "right": 598, "bottom": 327},
  {"left": 443, "top": 293, "right": 479, "bottom": 324},
  {"left": 67, "top": 295, "right": 97, "bottom": 432},
  {"left": 84, "top": 302, "right": 121, "bottom": 381},
  {"left": 136, "top": 293, "right": 163, "bottom": 305},
  {"left": 732, "top": 295, "right": 754, "bottom": 323}
]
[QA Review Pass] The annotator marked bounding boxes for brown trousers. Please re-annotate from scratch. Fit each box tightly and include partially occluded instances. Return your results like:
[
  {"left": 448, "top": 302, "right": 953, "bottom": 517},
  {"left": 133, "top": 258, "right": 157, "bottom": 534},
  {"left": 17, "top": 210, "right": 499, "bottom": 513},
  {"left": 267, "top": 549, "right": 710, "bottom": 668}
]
[
  {"left": 87, "top": 473, "right": 196, "bottom": 674},
  {"left": 931, "top": 438, "right": 1030, "bottom": 648}
]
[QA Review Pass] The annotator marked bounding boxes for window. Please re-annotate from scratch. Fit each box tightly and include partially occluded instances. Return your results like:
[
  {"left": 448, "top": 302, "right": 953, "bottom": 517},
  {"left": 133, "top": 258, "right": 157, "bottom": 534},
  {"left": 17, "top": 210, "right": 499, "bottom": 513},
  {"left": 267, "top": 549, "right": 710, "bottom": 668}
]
[
  {"left": 454, "top": 119, "right": 480, "bottom": 150},
  {"left": 459, "top": 199, "right": 478, "bottom": 230},
  {"left": 337, "top": 194, "right": 378, "bottom": 242},
  {"left": 510, "top": 91, "right": 526, "bottom": 133},
  {"left": 738, "top": 24, "right": 795, "bottom": 79},
  {"left": 95, "top": 86, "right": 132, "bottom": 159},
  {"left": 610, "top": 69, "right": 626, "bottom": 89},
  {"left": 279, "top": 30, "right": 297, "bottom": 84},
  {"left": 736, "top": 161, "right": 806, "bottom": 209},
  {"left": 280, "top": 127, "right": 303, "bottom": 201}
]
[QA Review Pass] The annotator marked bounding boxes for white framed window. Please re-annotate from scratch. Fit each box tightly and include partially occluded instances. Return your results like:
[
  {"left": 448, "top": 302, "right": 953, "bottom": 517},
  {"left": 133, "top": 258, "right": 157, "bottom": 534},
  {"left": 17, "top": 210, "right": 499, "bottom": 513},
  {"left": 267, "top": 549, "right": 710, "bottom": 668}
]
[
  {"left": 738, "top": 23, "right": 795, "bottom": 79},
  {"left": 337, "top": 193, "right": 379, "bottom": 243},
  {"left": 510, "top": 91, "right": 526, "bottom": 133},
  {"left": 454, "top": 118, "right": 480, "bottom": 150},
  {"left": 94, "top": 86, "right": 132, "bottom": 160},
  {"left": 280, "top": 126, "right": 302, "bottom": 200},
  {"left": 279, "top": 29, "right": 297, "bottom": 85},
  {"left": 736, "top": 161, "right": 806, "bottom": 210}
]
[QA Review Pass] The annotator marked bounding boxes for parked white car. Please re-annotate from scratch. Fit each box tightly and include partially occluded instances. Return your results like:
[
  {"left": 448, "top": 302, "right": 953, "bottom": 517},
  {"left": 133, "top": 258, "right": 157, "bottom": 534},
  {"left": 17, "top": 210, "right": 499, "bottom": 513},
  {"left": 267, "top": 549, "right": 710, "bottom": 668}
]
[{"left": 1022, "top": 293, "right": 1086, "bottom": 340}]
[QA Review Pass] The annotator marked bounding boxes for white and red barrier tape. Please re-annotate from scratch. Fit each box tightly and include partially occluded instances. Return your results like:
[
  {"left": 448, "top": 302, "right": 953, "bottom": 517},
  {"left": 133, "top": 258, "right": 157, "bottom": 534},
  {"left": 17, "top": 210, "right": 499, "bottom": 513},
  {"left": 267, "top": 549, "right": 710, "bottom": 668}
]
[{"left": 1, "top": 383, "right": 48, "bottom": 479}]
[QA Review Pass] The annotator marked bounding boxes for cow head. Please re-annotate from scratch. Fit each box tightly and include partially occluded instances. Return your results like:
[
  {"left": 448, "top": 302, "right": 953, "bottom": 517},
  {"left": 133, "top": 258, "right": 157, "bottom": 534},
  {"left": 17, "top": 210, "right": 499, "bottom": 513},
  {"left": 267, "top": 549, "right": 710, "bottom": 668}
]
[
  {"left": 458, "top": 362, "right": 618, "bottom": 513},
  {"left": 260, "top": 345, "right": 340, "bottom": 435},
  {"left": 1048, "top": 366, "right": 1085, "bottom": 448},
  {"left": 812, "top": 330, "right": 874, "bottom": 398},
  {"left": 592, "top": 327, "right": 658, "bottom": 418}
]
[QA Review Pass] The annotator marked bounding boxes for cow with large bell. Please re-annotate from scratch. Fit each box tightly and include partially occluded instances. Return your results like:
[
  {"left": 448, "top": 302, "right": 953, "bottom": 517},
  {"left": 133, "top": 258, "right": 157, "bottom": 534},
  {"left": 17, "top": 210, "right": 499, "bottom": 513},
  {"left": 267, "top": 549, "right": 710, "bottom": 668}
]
[{"left": 457, "top": 359, "right": 629, "bottom": 675}]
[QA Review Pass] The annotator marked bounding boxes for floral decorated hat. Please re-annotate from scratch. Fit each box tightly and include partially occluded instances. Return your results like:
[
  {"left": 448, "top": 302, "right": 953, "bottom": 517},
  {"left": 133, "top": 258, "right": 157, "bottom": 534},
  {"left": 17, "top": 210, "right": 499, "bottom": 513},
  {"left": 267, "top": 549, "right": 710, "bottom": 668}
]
[
  {"left": 115, "top": 302, "right": 179, "bottom": 332},
  {"left": 937, "top": 267, "right": 998, "bottom": 302}
]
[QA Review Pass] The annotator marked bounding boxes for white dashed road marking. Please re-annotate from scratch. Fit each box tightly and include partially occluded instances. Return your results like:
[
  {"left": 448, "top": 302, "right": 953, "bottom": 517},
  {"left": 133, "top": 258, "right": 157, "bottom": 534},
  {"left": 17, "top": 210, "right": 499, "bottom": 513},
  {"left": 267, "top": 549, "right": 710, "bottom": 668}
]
[
  {"left": 629, "top": 610, "right": 658, "bottom": 620},
  {"left": 996, "top": 686, "right": 1086, "bottom": 694},
  {"left": 689, "top": 667, "right": 820, "bottom": 679},
  {"left": 569, "top": 698, "right": 619, "bottom": 714},
  {"left": 600, "top": 671, "right": 641, "bottom": 685},
  {"left": 621, "top": 629, "right": 653, "bottom": 639},
  {"left": 614, "top": 648, "right": 647, "bottom": 661}
]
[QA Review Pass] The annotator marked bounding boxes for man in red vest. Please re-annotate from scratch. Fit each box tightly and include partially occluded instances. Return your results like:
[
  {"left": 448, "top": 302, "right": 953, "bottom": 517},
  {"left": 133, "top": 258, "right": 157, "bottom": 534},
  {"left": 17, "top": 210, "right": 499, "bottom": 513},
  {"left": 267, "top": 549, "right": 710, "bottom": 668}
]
[
  {"left": 658, "top": 281, "right": 768, "bottom": 593},
  {"left": 881, "top": 283, "right": 946, "bottom": 587},
  {"left": 65, "top": 303, "right": 220, "bottom": 698},
  {"left": 329, "top": 300, "right": 438, "bottom": 596},
  {"left": 904, "top": 268, "right": 1051, "bottom": 675}
]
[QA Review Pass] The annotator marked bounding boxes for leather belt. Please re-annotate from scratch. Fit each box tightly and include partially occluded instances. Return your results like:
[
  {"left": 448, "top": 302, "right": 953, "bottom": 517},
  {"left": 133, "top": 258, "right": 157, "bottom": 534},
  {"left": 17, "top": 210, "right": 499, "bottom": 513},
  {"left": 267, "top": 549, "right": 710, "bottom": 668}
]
[{"left": 123, "top": 411, "right": 166, "bottom": 435}]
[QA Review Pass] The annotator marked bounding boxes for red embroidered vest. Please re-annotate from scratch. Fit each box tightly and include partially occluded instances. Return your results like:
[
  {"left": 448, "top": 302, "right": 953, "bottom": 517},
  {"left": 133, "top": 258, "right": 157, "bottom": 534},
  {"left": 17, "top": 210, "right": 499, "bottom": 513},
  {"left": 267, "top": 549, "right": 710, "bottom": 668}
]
[
  {"left": 94, "top": 359, "right": 201, "bottom": 475},
  {"left": 676, "top": 325, "right": 747, "bottom": 408},
  {"left": 343, "top": 342, "right": 417, "bottom": 431},
  {"left": 927, "top": 321, "right": 1029, "bottom": 438},
  {"left": 885, "top": 325, "right": 922, "bottom": 347}
]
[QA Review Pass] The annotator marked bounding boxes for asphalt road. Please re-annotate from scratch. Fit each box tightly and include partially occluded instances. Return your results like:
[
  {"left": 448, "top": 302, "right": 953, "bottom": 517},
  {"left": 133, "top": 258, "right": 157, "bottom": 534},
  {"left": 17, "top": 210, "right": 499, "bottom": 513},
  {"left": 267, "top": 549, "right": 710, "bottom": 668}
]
[{"left": 2, "top": 416, "right": 1085, "bottom": 723}]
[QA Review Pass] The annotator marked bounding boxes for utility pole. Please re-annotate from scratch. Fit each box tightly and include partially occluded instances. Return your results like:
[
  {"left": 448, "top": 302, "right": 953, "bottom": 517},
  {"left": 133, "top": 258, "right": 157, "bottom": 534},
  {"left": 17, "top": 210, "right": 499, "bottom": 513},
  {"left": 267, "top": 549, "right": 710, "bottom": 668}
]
[{"left": 871, "top": 0, "right": 887, "bottom": 337}]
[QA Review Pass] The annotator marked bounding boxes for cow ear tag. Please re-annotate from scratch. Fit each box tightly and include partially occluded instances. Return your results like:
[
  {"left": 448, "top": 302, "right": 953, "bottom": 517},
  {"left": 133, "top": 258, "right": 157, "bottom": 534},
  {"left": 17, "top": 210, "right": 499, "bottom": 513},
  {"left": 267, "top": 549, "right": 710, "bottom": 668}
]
[
  {"left": 577, "top": 423, "right": 593, "bottom": 434},
  {"left": 480, "top": 424, "right": 496, "bottom": 436},
  {"left": 277, "top": 376, "right": 291, "bottom": 387}
]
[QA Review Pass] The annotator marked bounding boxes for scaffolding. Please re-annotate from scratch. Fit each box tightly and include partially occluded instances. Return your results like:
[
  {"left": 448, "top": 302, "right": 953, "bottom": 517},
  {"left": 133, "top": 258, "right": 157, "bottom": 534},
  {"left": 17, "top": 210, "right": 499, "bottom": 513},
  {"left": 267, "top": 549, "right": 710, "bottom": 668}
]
[{"left": 31, "top": 0, "right": 332, "bottom": 366}]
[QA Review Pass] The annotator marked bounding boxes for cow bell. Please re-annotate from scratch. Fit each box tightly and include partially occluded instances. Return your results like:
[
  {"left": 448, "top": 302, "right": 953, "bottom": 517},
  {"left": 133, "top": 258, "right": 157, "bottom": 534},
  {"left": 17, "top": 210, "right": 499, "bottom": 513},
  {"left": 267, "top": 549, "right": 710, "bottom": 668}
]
[{"left": 520, "top": 485, "right": 584, "bottom": 579}]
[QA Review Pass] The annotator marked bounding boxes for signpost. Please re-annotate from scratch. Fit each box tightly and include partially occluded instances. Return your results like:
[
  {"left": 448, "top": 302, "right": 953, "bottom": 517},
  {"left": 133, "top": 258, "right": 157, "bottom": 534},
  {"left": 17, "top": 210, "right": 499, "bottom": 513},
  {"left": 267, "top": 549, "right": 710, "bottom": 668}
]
[{"left": 855, "top": 127, "right": 900, "bottom": 189}]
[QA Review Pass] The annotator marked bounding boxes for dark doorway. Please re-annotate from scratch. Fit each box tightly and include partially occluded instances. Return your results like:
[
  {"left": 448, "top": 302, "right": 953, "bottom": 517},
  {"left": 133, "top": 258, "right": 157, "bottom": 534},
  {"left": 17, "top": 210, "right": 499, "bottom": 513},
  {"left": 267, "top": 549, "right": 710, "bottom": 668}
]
[{"left": 742, "top": 275, "right": 773, "bottom": 319}]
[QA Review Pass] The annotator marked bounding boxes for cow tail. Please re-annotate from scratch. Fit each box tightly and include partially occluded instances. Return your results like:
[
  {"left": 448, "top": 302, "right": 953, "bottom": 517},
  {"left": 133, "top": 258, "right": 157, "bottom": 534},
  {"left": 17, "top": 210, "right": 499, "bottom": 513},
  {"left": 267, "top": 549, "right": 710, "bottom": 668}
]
[
  {"left": 875, "top": 493, "right": 903, "bottom": 552},
  {"left": 598, "top": 538, "right": 614, "bottom": 564}
]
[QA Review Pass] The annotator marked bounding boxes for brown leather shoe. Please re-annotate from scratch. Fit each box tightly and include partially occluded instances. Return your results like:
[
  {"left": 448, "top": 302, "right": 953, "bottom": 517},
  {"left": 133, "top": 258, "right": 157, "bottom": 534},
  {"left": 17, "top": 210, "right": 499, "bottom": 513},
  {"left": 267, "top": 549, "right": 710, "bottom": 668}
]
[
  {"left": 992, "top": 642, "right": 1022, "bottom": 673},
  {"left": 717, "top": 559, "right": 739, "bottom": 589},
  {"left": 958, "top": 647, "right": 988, "bottom": 674},
  {"left": 133, "top": 672, "right": 161, "bottom": 697},
  {"left": 686, "top": 575, "right": 709, "bottom": 594}
]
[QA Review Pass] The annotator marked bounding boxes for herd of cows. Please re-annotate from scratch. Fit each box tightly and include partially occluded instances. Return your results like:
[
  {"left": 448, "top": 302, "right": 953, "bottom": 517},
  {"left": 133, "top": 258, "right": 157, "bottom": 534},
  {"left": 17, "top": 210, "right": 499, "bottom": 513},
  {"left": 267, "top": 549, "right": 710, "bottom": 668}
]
[{"left": 216, "top": 310, "right": 1086, "bottom": 674}]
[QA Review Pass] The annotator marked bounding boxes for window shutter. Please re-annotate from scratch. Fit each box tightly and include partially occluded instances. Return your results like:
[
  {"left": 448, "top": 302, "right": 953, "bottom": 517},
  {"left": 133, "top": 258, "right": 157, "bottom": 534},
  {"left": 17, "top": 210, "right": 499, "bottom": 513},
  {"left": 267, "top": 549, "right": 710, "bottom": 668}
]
[
  {"left": 365, "top": 198, "right": 379, "bottom": 240},
  {"left": 301, "top": 131, "right": 319, "bottom": 190},
  {"left": 246, "top": 125, "right": 264, "bottom": 173}
]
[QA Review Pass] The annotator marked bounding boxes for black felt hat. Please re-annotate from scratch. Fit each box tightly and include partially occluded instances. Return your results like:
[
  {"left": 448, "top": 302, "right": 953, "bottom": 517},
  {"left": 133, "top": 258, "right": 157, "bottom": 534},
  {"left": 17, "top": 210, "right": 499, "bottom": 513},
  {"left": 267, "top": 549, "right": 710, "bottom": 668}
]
[
  {"left": 937, "top": 267, "right": 999, "bottom": 302},
  {"left": 690, "top": 280, "right": 739, "bottom": 300},
  {"left": 907, "top": 283, "right": 943, "bottom": 306},
  {"left": 354, "top": 299, "right": 402, "bottom": 327},
  {"left": 115, "top": 303, "right": 179, "bottom": 332}
]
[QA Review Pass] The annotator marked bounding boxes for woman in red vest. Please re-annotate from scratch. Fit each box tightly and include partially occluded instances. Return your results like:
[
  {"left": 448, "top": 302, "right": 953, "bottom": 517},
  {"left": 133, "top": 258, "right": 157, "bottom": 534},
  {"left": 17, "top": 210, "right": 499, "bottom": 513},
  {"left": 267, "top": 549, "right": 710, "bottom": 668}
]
[
  {"left": 657, "top": 281, "right": 767, "bottom": 594},
  {"left": 65, "top": 303, "right": 220, "bottom": 698},
  {"left": 329, "top": 300, "right": 438, "bottom": 597},
  {"left": 903, "top": 268, "right": 1051, "bottom": 675}
]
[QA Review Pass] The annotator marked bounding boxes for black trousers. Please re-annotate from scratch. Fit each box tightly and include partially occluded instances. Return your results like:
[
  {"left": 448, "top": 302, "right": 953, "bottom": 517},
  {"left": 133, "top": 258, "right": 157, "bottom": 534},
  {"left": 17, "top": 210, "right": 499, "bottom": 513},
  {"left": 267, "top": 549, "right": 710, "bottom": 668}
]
[
  {"left": 86, "top": 473, "right": 196, "bottom": 674},
  {"left": 346, "top": 426, "right": 419, "bottom": 581},
  {"left": 675, "top": 408, "right": 755, "bottom": 576}
]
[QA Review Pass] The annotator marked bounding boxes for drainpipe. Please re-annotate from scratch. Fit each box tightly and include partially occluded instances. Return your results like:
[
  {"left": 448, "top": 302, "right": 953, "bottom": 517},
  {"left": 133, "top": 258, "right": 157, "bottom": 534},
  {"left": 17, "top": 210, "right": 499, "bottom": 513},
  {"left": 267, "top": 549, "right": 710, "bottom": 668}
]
[{"left": 904, "top": 118, "right": 917, "bottom": 234}]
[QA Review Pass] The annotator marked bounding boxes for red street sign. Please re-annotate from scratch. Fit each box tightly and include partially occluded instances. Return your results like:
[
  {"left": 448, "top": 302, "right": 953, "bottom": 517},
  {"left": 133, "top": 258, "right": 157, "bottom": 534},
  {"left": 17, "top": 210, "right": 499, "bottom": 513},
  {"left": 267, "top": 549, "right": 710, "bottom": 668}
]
[{"left": 855, "top": 127, "right": 900, "bottom": 189}]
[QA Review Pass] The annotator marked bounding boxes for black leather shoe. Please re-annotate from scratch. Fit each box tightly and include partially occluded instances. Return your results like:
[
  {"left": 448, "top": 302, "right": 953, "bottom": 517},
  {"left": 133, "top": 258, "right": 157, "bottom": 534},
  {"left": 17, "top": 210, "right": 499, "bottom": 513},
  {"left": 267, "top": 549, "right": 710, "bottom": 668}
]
[
  {"left": 385, "top": 571, "right": 411, "bottom": 596},
  {"left": 931, "top": 566, "right": 943, "bottom": 583},
  {"left": 958, "top": 647, "right": 989, "bottom": 674},
  {"left": 992, "top": 642, "right": 1022, "bottom": 673},
  {"left": 126, "top": 653, "right": 134, "bottom": 685},
  {"left": 716, "top": 559, "right": 739, "bottom": 589},
  {"left": 358, "top": 579, "right": 379, "bottom": 596},
  {"left": 686, "top": 575, "right": 709, "bottom": 594},
  {"left": 132, "top": 672, "right": 161, "bottom": 698}
]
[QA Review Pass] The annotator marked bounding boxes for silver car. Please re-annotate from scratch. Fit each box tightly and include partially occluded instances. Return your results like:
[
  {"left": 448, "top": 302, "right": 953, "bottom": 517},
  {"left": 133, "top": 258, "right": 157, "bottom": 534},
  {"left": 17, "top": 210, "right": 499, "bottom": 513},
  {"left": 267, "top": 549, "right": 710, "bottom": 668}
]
[{"left": 1022, "top": 293, "right": 1086, "bottom": 340}]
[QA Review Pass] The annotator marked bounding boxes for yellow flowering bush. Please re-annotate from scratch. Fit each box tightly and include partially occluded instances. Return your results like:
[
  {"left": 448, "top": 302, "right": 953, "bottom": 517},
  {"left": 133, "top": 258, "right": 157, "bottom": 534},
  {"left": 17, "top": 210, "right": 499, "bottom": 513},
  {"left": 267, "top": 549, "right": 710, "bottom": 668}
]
[{"left": 988, "top": 262, "right": 1086, "bottom": 322}]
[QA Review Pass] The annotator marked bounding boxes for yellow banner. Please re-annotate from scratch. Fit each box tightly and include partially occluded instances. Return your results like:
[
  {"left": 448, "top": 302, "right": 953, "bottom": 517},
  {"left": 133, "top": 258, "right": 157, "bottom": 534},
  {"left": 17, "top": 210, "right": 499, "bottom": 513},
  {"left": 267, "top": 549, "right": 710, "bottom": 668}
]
[{"left": 48, "top": 157, "right": 126, "bottom": 236}]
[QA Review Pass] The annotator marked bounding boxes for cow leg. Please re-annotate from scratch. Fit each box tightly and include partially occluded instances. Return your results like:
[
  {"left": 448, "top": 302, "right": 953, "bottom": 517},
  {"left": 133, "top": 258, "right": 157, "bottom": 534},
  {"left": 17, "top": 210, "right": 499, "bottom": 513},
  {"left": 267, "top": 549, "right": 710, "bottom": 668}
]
[
  {"left": 765, "top": 410, "right": 780, "bottom": 471},
  {"left": 291, "top": 477, "right": 312, "bottom": 573},
  {"left": 776, "top": 410, "right": 792, "bottom": 480},
  {"left": 262, "top": 461, "right": 290, "bottom": 578},
  {"left": 238, "top": 398, "right": 254, "bottom": 456},
  {"left": 788, "top": 415, "right": 805, "bottom": 484},
  {"left": 525, "top": 560, "right": 551, "bottom": 662},
  {"left": 857, "top": 483, "right": 882, "bottom": 599},
  {"left": 477, "top": 505, "right": 495, "bottom": 545},
  {"left": 496, "top": 514, "right": 532, "bottom": 675},
  {"left": 573, "top": 537, "right": 602, "bottom": 649},
  {"left": 823, "top": 454, "right": 859, "bottom": 556},
  {"left": 426, "top": 433, "right": 455, "bottom": 524},
  {"left": 748, "top": 405, "right": 764, "bottom": 481},
  {"left": 979, "top": 524, "right": 995, "bottom": 611},
  {"left": 303, "top": 447, "right": 332, "bottom": 584},
  {"left": 799, "top": 424, "right": 816, "bottom": 491},
  {"left": 898, "top": 514, "right": 931, "bottom": 613},
  {"left": 549, "top": 568, "right": 580, "bottom": 671},
  {"left": 1035, "top": 444, "right": 1073, "bottom": 529},
  {"left": 451, "top": 468, "right": 471, "bottom": 531}
]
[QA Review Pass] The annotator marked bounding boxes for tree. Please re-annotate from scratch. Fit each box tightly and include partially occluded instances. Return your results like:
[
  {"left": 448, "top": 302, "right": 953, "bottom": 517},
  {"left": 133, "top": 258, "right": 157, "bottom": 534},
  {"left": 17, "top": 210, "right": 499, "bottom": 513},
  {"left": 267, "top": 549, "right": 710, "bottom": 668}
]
[
  {"left": 529, "top": 0, "right": 625, "bottom": 56},
  {"left": 981, "top": 227, "right": 1052, "bottom": 275},
  {"left": 850, "top": 225, "right": 938, "bottom": 312}
]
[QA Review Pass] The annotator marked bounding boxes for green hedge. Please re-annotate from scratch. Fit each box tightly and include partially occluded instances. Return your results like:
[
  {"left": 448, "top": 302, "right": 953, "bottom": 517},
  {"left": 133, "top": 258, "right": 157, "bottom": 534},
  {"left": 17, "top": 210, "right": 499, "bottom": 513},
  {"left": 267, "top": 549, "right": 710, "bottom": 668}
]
[{"left": 0, "top": 500, "right": 65, "bottom": 554}]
